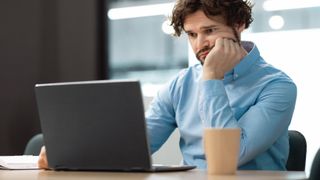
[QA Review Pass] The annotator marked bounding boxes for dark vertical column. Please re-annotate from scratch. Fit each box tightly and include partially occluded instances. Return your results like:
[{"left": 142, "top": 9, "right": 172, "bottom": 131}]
[
  {"left": 0, "top": 0, "right": 43, "bottom": 155},
  {"left": 0, "top": 0, "right": 105, "bottom": 155},
  {"left": 40, "top": 0, "right": 60, "bottom": 83},
  {"left": 98, "top": 0, "right": 109, "bottom": 79}
]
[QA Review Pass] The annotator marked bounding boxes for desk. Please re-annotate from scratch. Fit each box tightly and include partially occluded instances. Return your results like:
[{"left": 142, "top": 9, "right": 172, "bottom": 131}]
[{"left": 0, "top": 169, "right": 307, "bottom": 180}]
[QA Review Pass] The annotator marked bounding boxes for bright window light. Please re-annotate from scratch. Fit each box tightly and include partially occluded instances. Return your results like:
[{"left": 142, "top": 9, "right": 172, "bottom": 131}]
[
  {"left": 108, "top": 3, "right": 174, "bottom": 20},
  {"left": 269, "top": 15, "right": 285, "bottom": 30},
  {"left": 263, "top": 0, "right": 320, "bottom": 11},
  {"left": 161, "top": 20, "right": 175, "bottom": 35}
]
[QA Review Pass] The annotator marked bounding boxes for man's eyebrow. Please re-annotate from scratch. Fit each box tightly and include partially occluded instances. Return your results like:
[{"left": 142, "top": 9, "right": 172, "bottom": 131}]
[
  {"left": 200, "top": 25, "right": 217, "bottom": 30},
  {"left": 184, "top": 25, "right": 218, "bottom": 33}
]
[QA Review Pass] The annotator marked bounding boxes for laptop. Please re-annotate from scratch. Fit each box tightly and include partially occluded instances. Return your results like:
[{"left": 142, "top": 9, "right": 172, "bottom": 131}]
[{"left": 35, "top": 80, "right": 196, "bottom": 172}]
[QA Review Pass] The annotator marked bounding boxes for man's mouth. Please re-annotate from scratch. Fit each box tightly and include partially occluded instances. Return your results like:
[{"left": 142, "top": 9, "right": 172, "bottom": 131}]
[
  {"left": 197, "top": 51, "right": 210, "bottom": 61},
  {"left": 196, "top": 46, "right": 214, "bottom": 61},
  {"left": 201, "top": 51, "right": 209, "bottom": 59}
]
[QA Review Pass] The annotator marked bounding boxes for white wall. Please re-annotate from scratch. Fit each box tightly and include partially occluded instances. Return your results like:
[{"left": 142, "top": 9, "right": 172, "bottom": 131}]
[{"left": 152, "top": 129, "right": 182, "bottom": 165}]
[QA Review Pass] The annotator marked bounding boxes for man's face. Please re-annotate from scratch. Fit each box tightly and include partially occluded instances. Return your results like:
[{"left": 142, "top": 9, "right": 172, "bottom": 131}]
[{"left": 183, "top": 10, "right": 242, "bottom": 64}]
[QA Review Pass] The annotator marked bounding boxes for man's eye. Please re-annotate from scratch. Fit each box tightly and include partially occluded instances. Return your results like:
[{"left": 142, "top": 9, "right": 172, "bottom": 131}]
[
  {"left": 205, "top": 28, "right": 214, "bottom": 34},
  {"left": 188, "top": 33, "right": 196, "bottom": 38}
]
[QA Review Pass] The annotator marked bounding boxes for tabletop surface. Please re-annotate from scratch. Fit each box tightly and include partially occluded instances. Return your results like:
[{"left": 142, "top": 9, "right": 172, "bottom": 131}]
[{"left": 0, "top": 169, "right": 307, "bottom": 180}]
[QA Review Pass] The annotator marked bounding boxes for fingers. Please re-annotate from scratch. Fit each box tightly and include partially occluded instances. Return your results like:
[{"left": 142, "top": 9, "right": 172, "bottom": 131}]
[
  {"left": 224, "top": 38, "right": 240, "bottom": 52},
  {"left": 215, "top": 37, "right": 224, "bottom": 49},
  {"left": 215, "top": 37, "right": 240, "bottom": 53},
  {"left": 223, "top": 38, "right": 230, "bottom": 53},
  {"left": 38, "top": 146, "right": 49, "bottom": 169}
]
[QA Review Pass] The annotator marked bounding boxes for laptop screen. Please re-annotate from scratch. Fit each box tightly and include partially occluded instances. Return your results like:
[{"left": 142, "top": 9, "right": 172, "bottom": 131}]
[{"left": 35, "top": 80, "right": 152, "bottom": 170}]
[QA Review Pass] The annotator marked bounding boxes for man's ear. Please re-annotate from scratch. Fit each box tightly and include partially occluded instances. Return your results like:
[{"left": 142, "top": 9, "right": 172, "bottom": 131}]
[{"left": 235, "top": 23, "right": 246, "bottom": 33}]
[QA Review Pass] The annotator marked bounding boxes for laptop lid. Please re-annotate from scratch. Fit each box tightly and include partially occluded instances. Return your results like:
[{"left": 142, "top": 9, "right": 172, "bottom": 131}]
[{"left": 35, "top": 80, "right": 153, "bottom": 171}]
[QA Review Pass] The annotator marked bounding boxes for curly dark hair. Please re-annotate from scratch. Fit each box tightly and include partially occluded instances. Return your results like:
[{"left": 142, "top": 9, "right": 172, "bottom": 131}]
[{"left": 170, "top": 0, "right": 254, "bottom": 36}]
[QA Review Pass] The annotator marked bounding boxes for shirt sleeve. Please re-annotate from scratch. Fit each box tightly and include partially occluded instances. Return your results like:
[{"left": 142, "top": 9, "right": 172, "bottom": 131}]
[
  {"left": 198, "top": 79, "right": 297, "bottom": 166},
  {"left": 145, "top": 82, "right": 177, "bottom": 154}
]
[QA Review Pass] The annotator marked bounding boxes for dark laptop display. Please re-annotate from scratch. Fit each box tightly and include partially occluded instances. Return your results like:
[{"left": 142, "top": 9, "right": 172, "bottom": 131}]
[{"left": 35, "top": 80, "right": 195, "bottom": 172}]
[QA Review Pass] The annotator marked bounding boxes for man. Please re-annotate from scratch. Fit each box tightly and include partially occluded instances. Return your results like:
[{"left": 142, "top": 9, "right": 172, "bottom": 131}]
[{"left": 39, "top": 0, "right": 297, "bottom": 170}]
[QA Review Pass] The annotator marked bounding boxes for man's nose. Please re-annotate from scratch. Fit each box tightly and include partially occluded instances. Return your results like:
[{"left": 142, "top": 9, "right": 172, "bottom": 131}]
[{"left": 196, "top": 35, "right": 209, "bottom": 52}]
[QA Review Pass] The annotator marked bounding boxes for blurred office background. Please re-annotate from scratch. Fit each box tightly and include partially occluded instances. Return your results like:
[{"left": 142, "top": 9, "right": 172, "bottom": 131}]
[
  {"left": 0, "top": 0, "right": 319, "bottom": 175},
  {"left": 107, "top": 0, "right": 320, "bottom": 174}
]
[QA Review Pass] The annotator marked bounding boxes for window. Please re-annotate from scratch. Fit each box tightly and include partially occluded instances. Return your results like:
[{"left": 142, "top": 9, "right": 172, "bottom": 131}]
[{"left": 108, "top": 1, "right": 188, "bottom": 96}]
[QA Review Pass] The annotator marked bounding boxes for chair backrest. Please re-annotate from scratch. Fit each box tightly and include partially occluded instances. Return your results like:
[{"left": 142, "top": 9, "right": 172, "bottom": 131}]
[
  {"left": 286, "top": 130, "right": 307, "bottom": 171},
  {"left": 24, "top": 134, "right": 44, "bottom": 155},
  {"left": 309, "top": 148, "right": 320, "bottom": 180}
]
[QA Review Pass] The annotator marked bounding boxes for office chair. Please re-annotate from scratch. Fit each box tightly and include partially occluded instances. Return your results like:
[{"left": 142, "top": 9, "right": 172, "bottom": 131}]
[
  {"left": 309, "top": 148, "right": 320, "bottom": 180},
  {"left": 24, "top": 133, "right": 44, "bottom": 155},
  {"left": 286, "top": 130, "right": 307, "bottom": 171}
]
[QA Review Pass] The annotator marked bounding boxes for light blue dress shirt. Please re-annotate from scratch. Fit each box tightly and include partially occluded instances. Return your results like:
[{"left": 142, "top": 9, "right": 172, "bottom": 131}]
[{"left": 145, "top": 41, "right": 297, "bottom": 170}]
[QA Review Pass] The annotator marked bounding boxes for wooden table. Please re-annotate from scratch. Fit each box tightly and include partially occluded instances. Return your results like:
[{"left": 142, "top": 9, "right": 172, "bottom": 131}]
[{"left": 0, "top": 169, "right": 307, "bottom": 180}]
